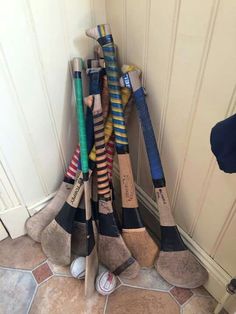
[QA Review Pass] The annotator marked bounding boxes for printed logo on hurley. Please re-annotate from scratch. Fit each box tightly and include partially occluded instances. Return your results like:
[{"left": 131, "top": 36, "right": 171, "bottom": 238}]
[{"left": 70, "top": 178, "right": 83, "bottom": 205}]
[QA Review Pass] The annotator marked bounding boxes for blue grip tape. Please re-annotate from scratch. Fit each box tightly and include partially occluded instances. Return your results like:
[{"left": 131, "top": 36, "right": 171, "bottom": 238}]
[
  {"left": 87, "top": 69, "right": 103, "bottom": 95},
  {"left": 134, "top": 87, "right": 164, "bottom": 180}
]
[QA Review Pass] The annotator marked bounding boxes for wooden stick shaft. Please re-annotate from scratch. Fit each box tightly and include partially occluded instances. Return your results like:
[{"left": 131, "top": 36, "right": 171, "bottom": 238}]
[{"left": 86, "top": 25, "right": 143, "bottom": 229}]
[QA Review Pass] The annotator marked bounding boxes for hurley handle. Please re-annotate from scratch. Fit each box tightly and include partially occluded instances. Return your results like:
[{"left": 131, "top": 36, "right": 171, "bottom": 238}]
[
  {"left": 73, "top": 58, "right": 89, "bottom": 175},
  {"left": 86, "top": 67, "right": 103, "bottom": 161},
  {"left": 121, "top": 71, "right": 165, "bottom": 186},
  {"left": 133, "top": 87, "right": 164, "bottom": 183},
  {"left": 87, "top": 60, "right": 111, "bottom": 161},
  {"left": 85, "top": 95, "right": 111, "bottom": 199},
  {"left": 87, "top": 67, "right": 104, "bottom": 95},
  {"left": 86, "top": 24, "right": 128, "bottom": 151}
]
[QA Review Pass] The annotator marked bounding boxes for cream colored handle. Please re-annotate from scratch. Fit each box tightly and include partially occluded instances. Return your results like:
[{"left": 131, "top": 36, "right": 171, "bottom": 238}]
[
  {"left": 118, "top": 154, "right": 138, "bottom": 208},
  {"left": 154, "top": 187, "right": 175, "bottom": 226},
  {"left": 67, "top": 172, "right": 84, "bottom": 207}
]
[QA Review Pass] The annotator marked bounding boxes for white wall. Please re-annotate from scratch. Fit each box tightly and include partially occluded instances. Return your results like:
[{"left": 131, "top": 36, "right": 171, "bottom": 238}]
[
  {"left": 0, "top": 0, "right": 106, "bottom": 237},
  {"left": 106, "top": 0, "right": 236, "bottom": 311},
  {"left": 0, "top": 0, "right": 236, "bottom": 311}
]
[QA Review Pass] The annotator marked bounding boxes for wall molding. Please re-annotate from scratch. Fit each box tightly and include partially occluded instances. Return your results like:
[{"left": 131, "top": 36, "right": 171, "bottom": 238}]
[
  {"left": 0, "top": 205, "right": 29, "bottom": 239},
  {"left": 27, "top": 191, "right": 57, "bottom": 216},
  {"left": 0, "top": 190, "right": 56, "bottom": 238},
  {"left": 0, "top": 221, "right": 8, "bottom": 241}
]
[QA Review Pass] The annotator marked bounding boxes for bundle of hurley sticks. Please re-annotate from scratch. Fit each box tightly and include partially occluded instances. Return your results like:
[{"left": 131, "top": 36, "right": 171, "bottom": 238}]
[{"left": 26, "top": 24, "right": 208, "bottom": 297}]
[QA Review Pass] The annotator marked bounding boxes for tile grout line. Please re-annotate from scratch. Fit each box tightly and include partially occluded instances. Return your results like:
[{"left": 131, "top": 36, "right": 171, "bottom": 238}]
[
  {"left": 0, "top": 265, "right": 32, "bottom": 273},
  {"left": 117, "top": 275, "right": 124, "bottom": 285},
  {"left": 31, "top": 271, "right": 38, "bottom": 286},
  {"left": 45, "top": 260, "right": 72, "bottom": 277},
  {"left": 167, "top": 285, "right": 175, "bottom": 292},
  {"left": 103, "top": 295, "right": 109, "bottom": 314},
  {"left": 26, "top": 282, "right": 38, "bottom": 314},
  {"left": 53, "top": 273, "right": 73, "bottom": 278},
  {"left": 113, "top": 282, "right": 122, "bottom": 292},
  {"left": 45, "top": 259, "right": 53, "bottom": 273},
  {"left": 179, "top": 293, "right": 195, "bottom": 309},
  {"left": 31, "top": 259, "right": 48, "bottom": 272},
  {"left": 120, "top": 283, "right": 171, "bottom": 293},
  {"left": 168, "top": 290, "right": 183, "bottom": 308},
  {"left": 37, "top": 273, "right": 54, "bottom": 288}
]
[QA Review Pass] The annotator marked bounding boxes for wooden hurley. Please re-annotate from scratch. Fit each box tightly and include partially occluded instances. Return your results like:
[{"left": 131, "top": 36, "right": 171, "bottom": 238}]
[
  {"left": 86, "top": 24, "right": 159, "bottom": 267},
  {"left": 73, "top": 58, "right": 98, "bottom": 297},
  {"left": 71, "top": 60, "right": 113, "bottom": 256},
  {"left": 40, "top": 61, "right": 96, "bottom": 266},
  {"left": 84, "top": 93, "right": 139, "bottom": 278},
  {"left": 120, "top": 68, "right": 208, "bottom": 288},
  {"left": 40, "top": 58, "right": 112, "bottom": 267},
  {"left": 26, "top": 145, "right": 80, "bottom": 243}
]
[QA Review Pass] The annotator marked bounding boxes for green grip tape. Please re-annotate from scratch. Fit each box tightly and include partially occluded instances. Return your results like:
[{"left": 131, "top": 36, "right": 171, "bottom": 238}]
[{"left": 74, "top": 68, "right": 89, "bottom": 174}]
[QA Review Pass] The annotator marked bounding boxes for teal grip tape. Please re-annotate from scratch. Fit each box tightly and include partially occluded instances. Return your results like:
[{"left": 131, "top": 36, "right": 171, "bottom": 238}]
[{"left": 73, "top": 61, "right": 89, "bottom": 174}]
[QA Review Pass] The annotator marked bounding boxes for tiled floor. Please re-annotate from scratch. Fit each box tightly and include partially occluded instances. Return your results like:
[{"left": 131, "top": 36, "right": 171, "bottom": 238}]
[{"left": 0, "top": 236, "right": 225, "bottom": 314}]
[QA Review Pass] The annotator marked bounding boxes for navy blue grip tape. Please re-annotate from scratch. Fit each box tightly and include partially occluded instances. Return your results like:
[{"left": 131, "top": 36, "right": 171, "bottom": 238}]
[
  {"left": 134, "top": 87, "right": 164, "bottom": 181},
  {"left": 88, "top": 70, "right": 102, "bottom": 95}
]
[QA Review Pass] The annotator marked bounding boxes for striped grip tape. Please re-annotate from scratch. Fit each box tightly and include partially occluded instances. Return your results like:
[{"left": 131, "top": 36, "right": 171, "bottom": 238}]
[{"left": 93, "top": 111, "right": 111, "bottom": 199}]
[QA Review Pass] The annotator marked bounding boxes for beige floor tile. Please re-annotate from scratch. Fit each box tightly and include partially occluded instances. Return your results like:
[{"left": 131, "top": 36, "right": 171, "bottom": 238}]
[
  {"left": 191, "top": 286, "right": 211, "bottom": 297},
  {"left": 47, "top": 260, "right": 71, "bottom": 276},
  {"left": 0, "top": 236, "right": 46, "bottom": 270},
  {"left": 182, "top": 295, "right": 217, "bottom": 314},
  {"left": 121, "top": 267, "right": 172, "bottom": 291},
  {"left": 29, "top": 276, "right": 106, "bottom": 314},
  {"left": 106, "top": 286, "right": 180, "bottom": 314}
]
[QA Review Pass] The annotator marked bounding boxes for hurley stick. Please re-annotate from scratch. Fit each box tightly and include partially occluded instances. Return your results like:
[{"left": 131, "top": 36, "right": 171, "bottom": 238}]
[
  {"left": 90, "top": 66, "right": 110, "bottom": 227},
  {"left": 106, "top": 134, "right": 122, "bottom": 232},
  {"left": 121, "top": 68, "right": 208, "bottom": 288},
  {"left": 73, "top": 58, "right": 98, "bottom": 297},
  {"left": 83, "top": 81, "right": 132, "bottom": 243},
  {"left": 41, "top": 62, "right": 93, "bottom": 265},
  {"left": 72, "top": 64, "right": 105, "bottom": 256},
  {"left": 71, "top": 118, "right": 113, "bottom": 256},
  {"left": 86, "top": 24, "right": 158, "bottom": 266},
  {"left": 64, "top": 105, "right": 96, "bottom": 257},
  {"left": 85, "top": 94, "right": 140, "bottom": 279},
  {"left": 41, "top": 96, "right": 91, "bottom": 265},
  {"left": 71, "top": 64, "right": 132, "bottom": 255},
  {"left": 41, "top": 170, "right": 84, "bottom": 265},
  {"left": 26, "top": 145, "right": 80, "bottom": 243},
  {"left": 41, "top": 60, "right": 112, "bottom": 264},
  {"left": 41, "top": 110, "right": 92, "bottom": 265}
]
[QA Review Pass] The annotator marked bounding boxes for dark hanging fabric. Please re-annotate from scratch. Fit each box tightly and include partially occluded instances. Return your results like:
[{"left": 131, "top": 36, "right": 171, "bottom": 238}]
[{"left": 210, "top": 114, "right": 236, "bottom": 173}]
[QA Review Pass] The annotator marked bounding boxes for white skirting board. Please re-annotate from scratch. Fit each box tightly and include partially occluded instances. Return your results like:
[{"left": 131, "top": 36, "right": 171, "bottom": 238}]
[
  {"left": 113, "top": 165, "right": 236, "bottom": 313},
  {"left": 0, "top": 220, "right": 8, "bottom": 240},
  {"left": 27, "top": 191, "right": 57, "bottom": 216},
  {"left": 0, "top": 205, "right": 29, "bottom": 239},
  {"left": 0, "top": 192, "right": 56, "bottom": 239}
]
